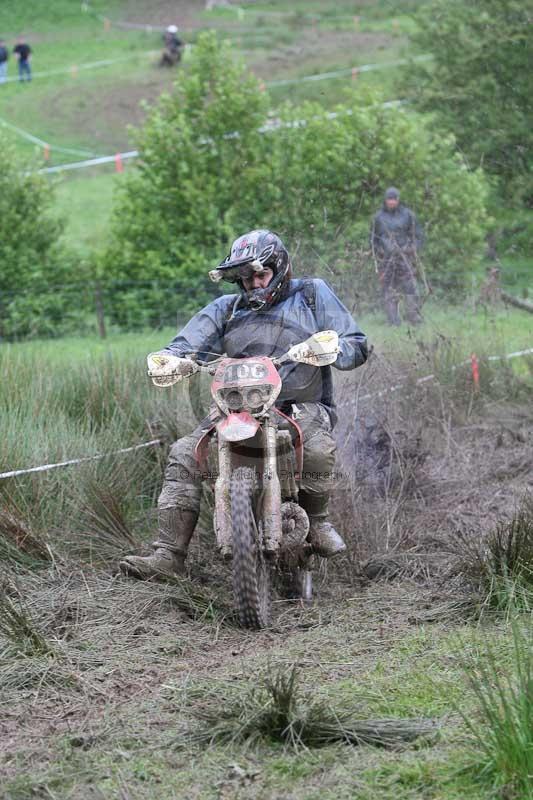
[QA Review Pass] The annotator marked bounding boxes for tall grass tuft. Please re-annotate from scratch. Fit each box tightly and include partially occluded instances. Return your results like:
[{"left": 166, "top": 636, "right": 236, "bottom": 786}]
[
  {"left": 0, "top": 590, "right": 55, "bottom": 656},
  {"left": 460, "top": 500, "right": 533, "bottom": 612},
  {"left": 181, "top": 664, "right": 436, "bottom": 751},
  {"left": 0, "top": 495, "right": 54, "bottom": 569},
  {"left": 461, "top": 624, "right": 533, "bottom": 799},
  {"left": 69, "top": 465, "right": 140, "bottom": 564}
]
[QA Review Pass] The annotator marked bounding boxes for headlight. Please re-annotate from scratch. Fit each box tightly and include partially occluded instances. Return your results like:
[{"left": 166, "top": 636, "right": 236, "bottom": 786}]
[
  {"left": 215, "top": 384, "right": 276, "bottom": 415},
  {"left": 225, "top": 389, "right": 243, "bottom": 410},
  {"left": 244, "top": 384, "right": 277, "bottom": 412},
  {"left": 247, "top": 388, "right": 265, "bottom": 409}
]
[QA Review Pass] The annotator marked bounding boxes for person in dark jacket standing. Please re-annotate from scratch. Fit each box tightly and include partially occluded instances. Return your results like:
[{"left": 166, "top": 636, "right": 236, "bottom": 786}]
[
  {"left": 370, "top": 187, "right": 424, "bottom": 325},
  {"left": 120, "top": 229, "right": 368, "bottom": 584},
  {"left": 13, "top": 37, "right": 32, "bottom": 82},
  {"left": 0, "top": 40, "right": 9, "bottom": 84}
]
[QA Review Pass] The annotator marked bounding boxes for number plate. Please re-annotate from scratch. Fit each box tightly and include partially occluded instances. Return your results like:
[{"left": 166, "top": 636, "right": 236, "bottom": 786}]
[{"left": 223, "top": 361, "right": 268, "bottom": 383}]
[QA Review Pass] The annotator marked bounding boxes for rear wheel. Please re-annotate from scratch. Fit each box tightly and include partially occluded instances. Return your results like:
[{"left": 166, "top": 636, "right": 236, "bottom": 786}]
[{"left": 231, "top": 466, "right": 271, "bottom": 629}]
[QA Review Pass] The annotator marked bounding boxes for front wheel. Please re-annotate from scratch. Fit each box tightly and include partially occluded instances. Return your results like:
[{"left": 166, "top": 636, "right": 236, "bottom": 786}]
[{"left": 230, "top": 466, "right": 271, "bottom": 629}]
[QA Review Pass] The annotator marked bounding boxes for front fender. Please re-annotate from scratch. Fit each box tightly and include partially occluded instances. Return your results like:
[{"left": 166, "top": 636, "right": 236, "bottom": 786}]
[{"left": 217, "top": 412, "right": 260, "bottom": 442}]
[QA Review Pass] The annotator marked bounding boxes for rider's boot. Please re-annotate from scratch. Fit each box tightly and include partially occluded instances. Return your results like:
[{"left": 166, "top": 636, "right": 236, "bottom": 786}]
[
  {"left": 119, "top": 508, "right": 197, "bottom": 580},
  {"left": 299, "top": 493, "right": 346, "bottom": 559},
  {"left": 308, "top": 516, "right": 347, "bottom": 558}
]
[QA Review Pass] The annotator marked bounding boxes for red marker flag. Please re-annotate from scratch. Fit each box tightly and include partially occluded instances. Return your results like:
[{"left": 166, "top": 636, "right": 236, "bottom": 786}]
[
  {"left": 115, "top": 153, "right": 124, "bottom": 173},
  {"left": 471, "top": 353, "right": 480, "bottom": 390},
  {"left": 43, "top": 144, "right": 50, "bottom": 161}
]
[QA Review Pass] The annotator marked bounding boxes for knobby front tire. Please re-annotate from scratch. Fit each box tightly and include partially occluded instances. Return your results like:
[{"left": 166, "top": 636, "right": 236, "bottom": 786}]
[{"left": 230, "top": 466, "right": 271, "bottom": 629}]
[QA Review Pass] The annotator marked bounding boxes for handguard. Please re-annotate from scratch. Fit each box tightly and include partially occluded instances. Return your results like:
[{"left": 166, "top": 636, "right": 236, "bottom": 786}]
[
  {"left": 279, "top": 331, "right": 340, "bottom": 367},
  {"left": 146, "top": 352, "right": 198, "bottom": 387}
]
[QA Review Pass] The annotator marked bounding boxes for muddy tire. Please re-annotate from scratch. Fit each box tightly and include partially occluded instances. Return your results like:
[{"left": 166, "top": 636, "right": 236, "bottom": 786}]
[{"left": 231, "top": 466, "right": 271, "bottom": 629}]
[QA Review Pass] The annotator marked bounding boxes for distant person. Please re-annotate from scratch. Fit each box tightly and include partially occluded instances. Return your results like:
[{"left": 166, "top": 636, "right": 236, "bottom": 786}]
[
  {"left": 0, "top": 40, "right": 8, "bottom": 84},
  {"left": 14, "top": 37, "right": 32, "bottom": 82},
  {"left": 160, "top": 25, "right": 183, "bottom": 67},
  {"left": 370, "top": 187, "right": 424, "bottom": 326}
]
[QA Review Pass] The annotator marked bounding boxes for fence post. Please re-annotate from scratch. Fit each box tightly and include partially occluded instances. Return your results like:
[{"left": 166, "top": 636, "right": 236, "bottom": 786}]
[{"left": 94, "top": 282, "right": 107, "bottom": 339}]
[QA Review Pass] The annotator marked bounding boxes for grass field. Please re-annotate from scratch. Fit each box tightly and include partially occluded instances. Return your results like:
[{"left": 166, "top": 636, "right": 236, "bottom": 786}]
[
  {"left": 3, "top": 580, "right": 528, "bottom": 800},
  {"left": 1, "top": 0, "right": 408, "bottom": 159},
  {"left": 1, "top": 0, "right": 416, "bottom": 262}
]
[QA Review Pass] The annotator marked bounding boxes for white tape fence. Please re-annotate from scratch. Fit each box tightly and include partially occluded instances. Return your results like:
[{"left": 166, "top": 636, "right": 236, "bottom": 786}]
[
  {"left": 0, "top": 440, "right": 162, "bottom": 481},
  {"left": 358, "top": 347, "right": 533, "bottom": 402},
  {"left": 38, "top": 98, "right": 405, "bottom": 174},
  {"left": 0, "top": 117, "right": 100, "bottom": 158},
  {"left": 267, "top": 55, "right": 431, "bottom": 88}
]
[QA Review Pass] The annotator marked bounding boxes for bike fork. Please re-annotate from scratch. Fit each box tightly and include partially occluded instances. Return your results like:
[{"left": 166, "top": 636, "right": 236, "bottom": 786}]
[
  {"left": 262, "top": 419, "right": 283, "bottom": 554},
  {"left": 214, "top": 437, "right": 232, "bottom": 558}
]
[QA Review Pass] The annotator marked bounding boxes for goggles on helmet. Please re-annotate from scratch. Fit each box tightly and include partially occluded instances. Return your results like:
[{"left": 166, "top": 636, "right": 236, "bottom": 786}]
[
  {"left": 209, "top": 258, "right": 273, "bottom": 285},
  {"left": 237, "top": 261, "right": 272, "bottom": 280}
]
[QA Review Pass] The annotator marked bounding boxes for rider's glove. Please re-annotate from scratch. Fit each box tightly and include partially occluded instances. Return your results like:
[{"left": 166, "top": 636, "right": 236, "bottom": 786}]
[{"left": 147, "top": 352, "right": 197, "bottom": 387}]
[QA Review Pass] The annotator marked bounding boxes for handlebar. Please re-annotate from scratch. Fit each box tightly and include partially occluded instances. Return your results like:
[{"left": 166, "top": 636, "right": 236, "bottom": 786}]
[
  {"left": 189, "top": 354, "right": 282, "bottom": 373},
  {"left": 149, "top": 331, "right": 339, "bottom": 384}
]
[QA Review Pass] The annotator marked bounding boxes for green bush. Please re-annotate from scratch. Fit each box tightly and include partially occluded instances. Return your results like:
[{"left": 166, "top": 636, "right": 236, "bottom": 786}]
[
  {"left": 104, "top": 32, "right": 489, "bottom": 326},
  {"left": 404, "top": 0, "right": 532, "bottom": 206},
  {"left": 0, "top": 137, "right": 81, "bottom": 339}
]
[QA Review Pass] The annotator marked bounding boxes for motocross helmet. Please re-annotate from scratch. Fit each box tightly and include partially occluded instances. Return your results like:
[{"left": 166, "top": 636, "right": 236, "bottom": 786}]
[{"left": 209, "top": 229, "right": 291, "bottom": 312}]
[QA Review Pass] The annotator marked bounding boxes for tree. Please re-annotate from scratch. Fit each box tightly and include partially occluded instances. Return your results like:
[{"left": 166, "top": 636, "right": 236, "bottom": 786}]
[
  {"left": 0, "top": 137, "right": 76, "bottom": 338},
  {"left": 404, "top": 0, "right": 532, "bottom": 206},
  {"left": 103, "top": 32, "right": 269, "bottom": 326},
  {"left": 104, "top": 32, "right": 489, "bottom": 326}
]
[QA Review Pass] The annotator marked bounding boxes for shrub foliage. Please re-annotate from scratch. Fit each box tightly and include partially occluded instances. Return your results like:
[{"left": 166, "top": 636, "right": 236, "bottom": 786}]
[
  {"left": 0, "top": 137, "right": 81, "bottom": 338},
  {"left": 404, "top": 0, "right": 532, "bottom": 206},
  {"left": 104, "top": 32, "right": 489, "bottom": 326}
]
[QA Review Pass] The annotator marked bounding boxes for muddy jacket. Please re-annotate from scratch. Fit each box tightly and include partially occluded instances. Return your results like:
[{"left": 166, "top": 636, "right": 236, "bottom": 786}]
[
  {"left": 163, "top": 278, "right": 368, "bottom": 427},
  {"left": 370, "top": 204, "right": 424, "bottom": 259}
]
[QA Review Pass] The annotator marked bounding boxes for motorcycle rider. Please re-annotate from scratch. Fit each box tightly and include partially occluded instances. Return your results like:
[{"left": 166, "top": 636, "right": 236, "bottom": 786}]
[
  {"left": 161, "top": 25, "right": 183, "bottom": 67},
  {"left": 370, "top": 187, "right": 424, "bottom": 326},
  {"left": 120, "top": 230, "right": 368, "bottom": 582}
]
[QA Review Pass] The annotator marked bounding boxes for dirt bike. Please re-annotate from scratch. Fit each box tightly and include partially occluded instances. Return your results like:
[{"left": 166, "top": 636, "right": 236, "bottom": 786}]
[{"left": 151, "top": 331, "right": 339, "bottom": 629}]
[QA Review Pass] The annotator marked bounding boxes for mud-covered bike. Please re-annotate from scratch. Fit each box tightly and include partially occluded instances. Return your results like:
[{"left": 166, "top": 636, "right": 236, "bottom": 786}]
[{"left": 149, "top": 331, "right": 339, "bottom": 629}]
